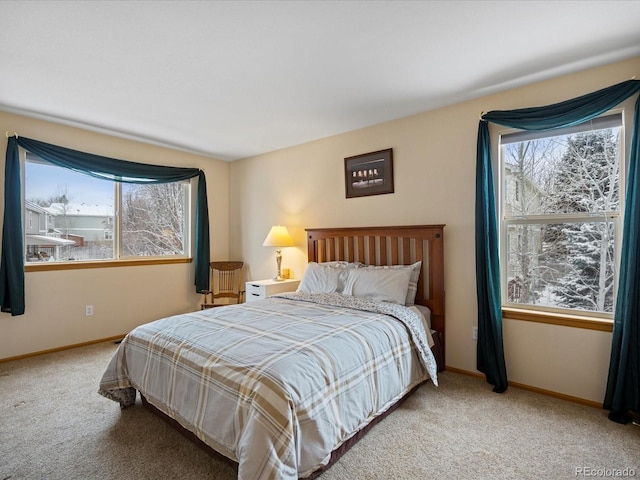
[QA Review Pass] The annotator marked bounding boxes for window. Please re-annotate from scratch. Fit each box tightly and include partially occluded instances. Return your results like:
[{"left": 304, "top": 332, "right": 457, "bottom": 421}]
[
  {"left": 24, "top": 154, "right": 190, "bottom": 264},
  {"left": 499, "top": 113, "right": 623, "bottom": 317}
]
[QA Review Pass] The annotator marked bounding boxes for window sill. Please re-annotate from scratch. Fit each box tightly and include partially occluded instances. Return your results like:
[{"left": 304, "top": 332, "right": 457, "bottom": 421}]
[
  {"left": 25, "top": 257, "right": 192, "bottom": 272},
  {"left": 502, "top": 307, "right": 613, "bottom": 332}
]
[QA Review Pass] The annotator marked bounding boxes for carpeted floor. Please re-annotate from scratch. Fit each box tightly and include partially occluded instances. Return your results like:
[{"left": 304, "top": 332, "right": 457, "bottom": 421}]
[{"left": 1, "top": 341, "right": 638, "bottom": 480}]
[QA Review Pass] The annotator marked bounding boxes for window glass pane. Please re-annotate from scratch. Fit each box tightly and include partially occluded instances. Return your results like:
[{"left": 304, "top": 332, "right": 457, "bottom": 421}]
[
  {"left": 500, "top": 115, "right": 622, "bottom": 317},
  {"left": 505, "top": 221, "right": 616, "bottom": 314},
  {"left": 121, "top": 183, "right": 185, "bottom": 256},
  {"left": 503, "top": 126, "right": 620, "bottom": 217},
  {"left": 24, "top": 157, "right": 189, "bottom": 263},
  {"left": 24, "top": 159, "right": 115, "bottom": 262}
]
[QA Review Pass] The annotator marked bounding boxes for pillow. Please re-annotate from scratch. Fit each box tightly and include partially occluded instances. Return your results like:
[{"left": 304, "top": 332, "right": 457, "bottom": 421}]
[
  {"left": 321, "top": 261, "right": 364, "bottom": 269},
  {"left": 343, "top": 267, "right": 412, "bottom": 305},
  {"left": 359, "top": 261, "right": 422, "bottom": 306},
  {"left": 297, "top": 262, "right": 346, "bottom": 294}
]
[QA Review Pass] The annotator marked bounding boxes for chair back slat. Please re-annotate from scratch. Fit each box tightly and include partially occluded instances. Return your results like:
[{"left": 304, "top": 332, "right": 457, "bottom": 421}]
[{"left": 201, "top": 261, "right": 244, "bottom": 309}]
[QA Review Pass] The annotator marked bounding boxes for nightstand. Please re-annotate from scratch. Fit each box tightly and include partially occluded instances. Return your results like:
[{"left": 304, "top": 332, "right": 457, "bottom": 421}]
[{"left": 245, "top": 278, "right": 300, "bottom": 302}]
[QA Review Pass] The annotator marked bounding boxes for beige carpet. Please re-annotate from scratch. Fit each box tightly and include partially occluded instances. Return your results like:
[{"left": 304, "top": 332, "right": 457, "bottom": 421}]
[{"left": 1, "top": 341, "right": 638, "bottom": 480}]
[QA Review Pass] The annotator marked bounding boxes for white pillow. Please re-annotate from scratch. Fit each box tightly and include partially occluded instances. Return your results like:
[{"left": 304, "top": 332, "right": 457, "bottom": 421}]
[
  {"left": 321, "top": 261, "right": 364, "bottom": 269},
  {"left": 359, "top": 261, "right": 421, "bottom": 306},
  {"left": 343, "top": 267, "right": 412, "bottom": 305},
  {"left": 297, "top": 262, "right": 346, "bottom": 294}
]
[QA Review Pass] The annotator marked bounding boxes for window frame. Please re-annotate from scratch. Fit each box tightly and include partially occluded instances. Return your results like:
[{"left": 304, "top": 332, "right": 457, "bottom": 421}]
[
  {"left": 495, "top": 108, "right": 628, "bottom": 331},
  {"left": 22, "top": 149, "right": 193, "bottom": 271}
]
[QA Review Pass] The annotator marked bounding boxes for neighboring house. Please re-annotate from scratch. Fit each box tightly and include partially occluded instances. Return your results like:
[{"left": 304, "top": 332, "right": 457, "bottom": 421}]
[
  {"left": 44, "top": 203, "right": 113, "bottom": 243},
  {"left": 503, "top": 163, "right": 544, "bottom": 217},
  {"left": 24, "top": 200, "right": 50, "bottom": 236},
  {"left": 503, "top": 164, "right": 544, "bottom": 302},
  {"left": 24, "top": 201, "right": 114, "bottom": 262},
  {"left": 24, "top": 200, "right": 75, "bottom": 262}
]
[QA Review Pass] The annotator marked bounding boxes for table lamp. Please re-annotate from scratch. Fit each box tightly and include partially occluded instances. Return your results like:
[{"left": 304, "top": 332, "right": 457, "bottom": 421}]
[{"left": 262, "top": 225, "right": 294, "bottom": 281}]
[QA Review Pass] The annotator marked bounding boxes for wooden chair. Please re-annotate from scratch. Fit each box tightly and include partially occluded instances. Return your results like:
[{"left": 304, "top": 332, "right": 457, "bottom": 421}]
[{"left": 200, "top": 261, "right": 245, "bottom": 309}]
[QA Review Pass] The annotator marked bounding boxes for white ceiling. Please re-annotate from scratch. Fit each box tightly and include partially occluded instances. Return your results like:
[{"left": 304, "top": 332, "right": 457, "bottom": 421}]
[{"left": 2, "top": 1, "right": 640, "bottom": 161}]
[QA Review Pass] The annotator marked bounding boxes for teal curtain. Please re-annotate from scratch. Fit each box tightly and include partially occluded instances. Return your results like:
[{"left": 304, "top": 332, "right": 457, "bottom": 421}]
[
  {"left": 476, "top": 80, "right": 640, "bottom": 419},
  {"left": 1, "top": 136, "right": 210, "bottom": 315},
  {"left": 604, "top": 95, "right": 640, "bottom": 424},
  {"left": 475, "top": 121, "right": 507, "bottom": 392},
  {"left": 0, "top": 138, "right": 25, "bottom": 315}
]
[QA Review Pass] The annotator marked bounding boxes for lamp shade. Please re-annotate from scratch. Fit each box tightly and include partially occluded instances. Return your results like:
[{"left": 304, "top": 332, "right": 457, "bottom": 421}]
[{"left": 262, "top": 226, "right": 294, "bottom": 248}]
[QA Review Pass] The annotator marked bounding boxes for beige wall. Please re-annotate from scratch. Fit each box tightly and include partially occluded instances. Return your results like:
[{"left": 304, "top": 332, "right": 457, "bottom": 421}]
[
  {"left": 230, "top": 56, "right": 640, "bottom": 404},
  {"left": 0, "top": 111, "right": 230, "bottom": 360}
]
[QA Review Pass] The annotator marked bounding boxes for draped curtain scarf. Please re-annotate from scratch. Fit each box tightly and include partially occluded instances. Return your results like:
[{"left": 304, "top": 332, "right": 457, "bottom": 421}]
[
  {"left": 1, "top": 136, "right": 210, "bottom": 316},
  {"left": 476, "top": 79, "right": 640, "bottom": 423}
]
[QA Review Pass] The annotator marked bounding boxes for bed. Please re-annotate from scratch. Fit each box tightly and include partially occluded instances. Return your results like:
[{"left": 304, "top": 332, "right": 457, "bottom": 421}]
[{"left": 99, "top": 224, "right": 445, "bottom": 480}]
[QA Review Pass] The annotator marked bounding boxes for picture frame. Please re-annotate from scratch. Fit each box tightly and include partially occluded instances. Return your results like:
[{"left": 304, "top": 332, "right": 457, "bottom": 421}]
[{"left": 344, "top": 148, "right": 394, "bottom": 198}]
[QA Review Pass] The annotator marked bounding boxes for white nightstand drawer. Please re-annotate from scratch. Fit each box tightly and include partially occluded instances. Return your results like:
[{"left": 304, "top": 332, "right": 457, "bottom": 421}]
[
  {"left": 245, "top": 279, "right": 300, "bottom": 302},
  {"left": 246, "top": 283, "right": 267, "bottom": 301}
]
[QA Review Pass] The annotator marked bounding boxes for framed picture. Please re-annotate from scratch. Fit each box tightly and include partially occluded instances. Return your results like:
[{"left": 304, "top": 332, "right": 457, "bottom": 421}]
[{"left": 344, "top": 148, "right": 394, "bottom": 198}]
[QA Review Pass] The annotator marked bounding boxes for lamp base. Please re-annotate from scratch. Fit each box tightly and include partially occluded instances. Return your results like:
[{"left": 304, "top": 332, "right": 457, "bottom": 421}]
[{"left": 274, "top": 249, "right": 285, "bottom": 281}]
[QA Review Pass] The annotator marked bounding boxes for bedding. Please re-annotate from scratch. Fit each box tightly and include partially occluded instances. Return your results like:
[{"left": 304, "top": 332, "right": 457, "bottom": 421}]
[
  {"left": 99, "top": 292, "right": 438, "bottom": 480},
  {"left": 410, "top": 305, "right": 433, "bottom": 341},
  {"left": 412, "top": 305, "right": 431, "bottom": 327}
]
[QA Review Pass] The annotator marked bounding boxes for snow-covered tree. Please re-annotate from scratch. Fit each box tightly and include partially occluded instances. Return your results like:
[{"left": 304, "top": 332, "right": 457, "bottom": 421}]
[
  {"left": 503, "top": 125, "right": 620, "bottom": 314},
  {"left": 542, "top": 129, "right": 619, "bottom": 312},
  {"left": 121, "top": 183, "right": 185, "bottom": 256}
]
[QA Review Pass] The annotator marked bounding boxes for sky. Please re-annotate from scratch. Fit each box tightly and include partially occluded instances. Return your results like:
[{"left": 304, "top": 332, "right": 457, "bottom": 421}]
[{"left": 25, "top": 161, "right": 114, "bottom": 207}]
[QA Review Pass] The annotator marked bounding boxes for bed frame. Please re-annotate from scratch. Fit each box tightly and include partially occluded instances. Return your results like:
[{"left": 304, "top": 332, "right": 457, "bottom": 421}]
[
  {"left": 142, "top": 224, "right": 446, "bottom": 479},
  {"left": 306, "top": 224, "right": 446, "bottom": 368}
]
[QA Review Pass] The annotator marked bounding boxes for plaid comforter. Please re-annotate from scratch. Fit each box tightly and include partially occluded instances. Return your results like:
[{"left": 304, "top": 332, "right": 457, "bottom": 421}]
[{"left": 99, "top": 292, "right": 438, "bottom": 480}]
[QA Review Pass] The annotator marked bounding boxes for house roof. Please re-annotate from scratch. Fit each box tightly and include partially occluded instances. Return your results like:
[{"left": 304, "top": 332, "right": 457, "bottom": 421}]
[
  {"left": 25, "top": 235, "right": 75, "bottom": 246},
  {"left": 24, "top": 200, "right": 49, "bottom": 214},
  {"left": 44, "top": 203, "right": 113, "bottom": 217},
  {"left": 2, "top": 1, "right": 640, "bottom": 161}
]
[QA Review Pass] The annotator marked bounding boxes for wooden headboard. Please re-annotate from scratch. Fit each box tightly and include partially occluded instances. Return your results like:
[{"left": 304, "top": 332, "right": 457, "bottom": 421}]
[{"left": 306, "top": 225, "right": 445, "bottom": 362}]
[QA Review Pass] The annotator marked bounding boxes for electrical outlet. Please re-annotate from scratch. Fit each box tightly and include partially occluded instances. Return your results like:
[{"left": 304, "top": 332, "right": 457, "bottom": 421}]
[
  {"left": 472, "top": 326, "right": 478, "bottom": 340},
  {"left": 85, "top": 305, "right": 93, "bottom": 316}
]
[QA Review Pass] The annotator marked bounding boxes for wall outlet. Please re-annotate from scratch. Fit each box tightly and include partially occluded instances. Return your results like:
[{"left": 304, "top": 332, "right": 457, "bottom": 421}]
[
  {"left": 85, "top": 305, "right": 94, "bottom": 316},
  {"left": 472, "top": 326, "right": 478, "bottom": 340}
]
